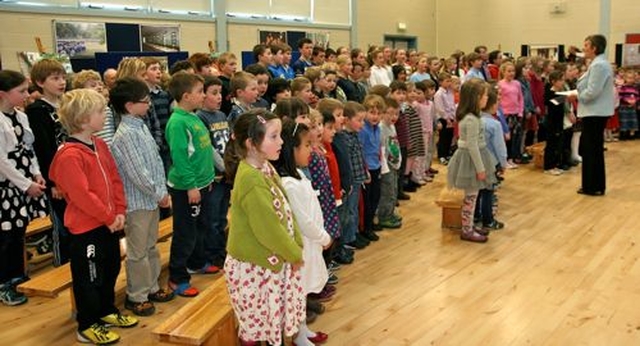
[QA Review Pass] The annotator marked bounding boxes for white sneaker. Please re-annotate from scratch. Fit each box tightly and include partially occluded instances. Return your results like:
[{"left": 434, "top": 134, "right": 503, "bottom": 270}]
[{"left": 545, "top": 169, "right": 563, "bottom": 176}]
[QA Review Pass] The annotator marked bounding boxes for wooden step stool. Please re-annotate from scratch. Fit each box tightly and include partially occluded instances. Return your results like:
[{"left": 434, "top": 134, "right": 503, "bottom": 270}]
[{"left": 434, "top": 188, "right": 464, "bottom": 229}]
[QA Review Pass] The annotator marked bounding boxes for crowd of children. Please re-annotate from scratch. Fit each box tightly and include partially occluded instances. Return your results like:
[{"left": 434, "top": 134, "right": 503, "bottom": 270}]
[{"left": 0, "top": 38, "right": 638, "bottom": 346}]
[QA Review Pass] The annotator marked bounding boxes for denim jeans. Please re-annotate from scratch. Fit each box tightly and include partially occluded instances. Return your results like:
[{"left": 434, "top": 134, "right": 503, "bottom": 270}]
[
  {"left": 203, "top": 181, "right": 230, "bottom": 267},
  {"left": 342, "top": 184, "right": 361, "bottom": 244}
]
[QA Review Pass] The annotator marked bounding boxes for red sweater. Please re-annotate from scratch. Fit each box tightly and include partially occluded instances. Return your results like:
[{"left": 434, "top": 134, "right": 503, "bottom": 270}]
[
  {"left": 49, "top": 137, "right": 126, "bottom": 235},
  {"left": 323, "top": 141, "right": 342, "bottom": 202}
]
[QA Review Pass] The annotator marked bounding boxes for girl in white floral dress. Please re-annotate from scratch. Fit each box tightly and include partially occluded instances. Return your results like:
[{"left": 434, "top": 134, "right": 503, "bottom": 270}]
[{"left": 224, "top": 109, "right": 305, "bottom": 346}]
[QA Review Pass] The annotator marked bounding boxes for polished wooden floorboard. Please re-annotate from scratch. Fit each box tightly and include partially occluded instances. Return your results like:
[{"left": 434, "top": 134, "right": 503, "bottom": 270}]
[{"left": 1, "top": 141, "right": 639, "bottom": 345}]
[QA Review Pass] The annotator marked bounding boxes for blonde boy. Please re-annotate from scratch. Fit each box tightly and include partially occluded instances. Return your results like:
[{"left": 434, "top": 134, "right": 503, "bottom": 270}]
[{"left": 49, "top": 89, "right": 137, "bottom": 344}]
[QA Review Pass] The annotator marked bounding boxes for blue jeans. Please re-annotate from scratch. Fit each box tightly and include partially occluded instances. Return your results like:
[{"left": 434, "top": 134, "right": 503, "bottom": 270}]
[
  {"left": 341, "top": 184, "right": 361, "bottom": 244},
  {"left": 203, "top": 181, "right": 230, "bottom": 267},
  {"left": 168, "top": 184, "right": 215, "bottom": 284}
]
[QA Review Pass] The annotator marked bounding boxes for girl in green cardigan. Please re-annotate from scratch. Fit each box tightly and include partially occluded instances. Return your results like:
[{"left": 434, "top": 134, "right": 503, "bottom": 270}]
[{"left": 224, "top": 109, "right": 305, "bottom": 346}]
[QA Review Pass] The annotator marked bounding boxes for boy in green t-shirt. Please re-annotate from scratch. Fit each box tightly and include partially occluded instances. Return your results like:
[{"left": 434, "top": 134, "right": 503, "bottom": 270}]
[{"left": 165, "top": 72, "right": 218, "bottom": 297}]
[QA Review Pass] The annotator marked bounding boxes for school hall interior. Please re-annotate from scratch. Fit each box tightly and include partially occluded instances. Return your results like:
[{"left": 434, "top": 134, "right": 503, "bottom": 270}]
[{"left": 1, "top": 0, "right": 640, "bottom": 345}]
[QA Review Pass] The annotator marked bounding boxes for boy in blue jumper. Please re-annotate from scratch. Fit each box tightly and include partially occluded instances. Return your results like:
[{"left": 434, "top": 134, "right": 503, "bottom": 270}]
[
  {"left": 359, "top": 95, "right": 384, "bottom": 240},
  {"left": 196, "top": 76, "right": 231, "bottom": 268}
]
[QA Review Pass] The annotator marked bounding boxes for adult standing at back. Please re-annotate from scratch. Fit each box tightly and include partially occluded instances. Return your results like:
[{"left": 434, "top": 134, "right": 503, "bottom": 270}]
[{"left": 572, "top": 34, "right": 615, "bottom": 196}]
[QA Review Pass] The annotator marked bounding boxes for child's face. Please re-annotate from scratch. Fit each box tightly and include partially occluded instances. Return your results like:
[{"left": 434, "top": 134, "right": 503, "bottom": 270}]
[
  {"left": 260, "top": 48, "right": 273, "bottom": 65},
  {"left": 295, "top": 112, "right": 311, "bottom": 127},
  {"left": 429, "top": 60, "right": 441, "bottom": 73},
  {"left": 203, "top": 84, "right": 222, "bottom": 111},
  {"left": 427, "top": 87, "right": 436, "bottom": 98},
  {"left": 397, "top": 71, "right": 407, "bottom": 82},
  {"left": 184, "top": 82, "right": 205, "bottom": 109},
  {"left": 385, "top": 106, "right": 399, "bottom": 124},
  {"left": 310, "top": 120, "right": 323, "bottom": 145},
  {"left": 275, "top": 89, "right": 291, "bottom": 102},
  {"left": 85, "top": 106, "right": 106, "bottom": 133},
  {"left": 346, "top": 111, "right": 365, "bottom": 132},
  {"left": 255, "top": 74, "right": 269, "bottom": 97},
  {"left": 238, "top": 80, "right": 259, "bottom": 104},
  {"left": 552, "top": 78, "right": 565, "bottom": 90},
  {"left": 351, "top": 66, "right": 363, "bottom": 80},
  {"left": 220, "top": 59, "right": 238, "bottom": 77},
  {"left": 374, "top": 53, "right": 385, "bottom": 66},
  {"left": 257, "top": 119, "right": 283, "bottom": 161},
  {"left": 487, "top": 102, "right": 498, "bottom": 115},
  {"left": 145, "top": 63, "right": 163, "bottom": 86},
  {"left": 314, "top": 72, "right": 328, "bottom": 90},
  {"left": 478, "top": 89, "right": 489, "bottom": 110},
  {"left": 38, "top": 72, "right": 66, "bottom": 98},
  {"left": 332, "top": 108, "right": 345, "bottom": 127},
  {"left": 383, "top": 47, "right": 392, "bottom": 61},
  {"left": 312, "top": 51, "right": 326, "bottom": 65},
  {"left": 624, "top": 72, "right": 636, "bottom": 84},
  {"left": 414, "top": 89, "right": 426, "bottom": 102},
  {"left": 340, "top": 59, "right": 353, "bottom": 75},
  {"left": 322, "top": 121, "right": 336, "bottom": 144},
  {"left": 440, "top": 78, "right": 452, "bottom": 90},
  {"left": 396, "top": 50, "right": 407, "bottom": 64},
  {"left": 301, "top": 43, "right": 314, "bottom": 59},
  {"left": 326, "top": 53, "right": 337, "bottom": 63},
  {"left": 1, "top": 80, "right": 29, "bottom": 108},
  {"left": 417, "top": 58, "right": 428, "bottom": 72},
  {"left": 390, "top": 89, "right": 407, "bottom": 103},
  {"left": 283, "top": 51, "right": 292, "bottom": 64},
  {"left": 365, "top": 107, "right": 382, "bottom": 125},
  {"left": 472, "top": 59, "right": 483, "bottom": 69},
  {"left": 83, "top": 79, "right": 103, "bottom": 94},
  {"left": 294, "top": 131, "right": 312, "bottom": 167},
  {"left": 128, "top": 95, "right": 150, "bottom": 117},
  {"left": 322, "top": 73, "right": 337, "bottom": 93},
  {"left": 355, "top": 52, "right": 366, "bottom": 65},
  {"left": 503, "top": 65, "right": 515, "bottom": 80},
  {"left": 295, "top": 84, "right": 314, "bottom": 105},
  {"left": 272, "top": 50, "right": 284, "bottom": 65}
]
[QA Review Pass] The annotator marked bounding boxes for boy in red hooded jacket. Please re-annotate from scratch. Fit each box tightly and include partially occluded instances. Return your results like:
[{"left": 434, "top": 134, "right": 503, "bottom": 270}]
[{"left": 49, "top": 89, "right": 138, "bottom": 345}]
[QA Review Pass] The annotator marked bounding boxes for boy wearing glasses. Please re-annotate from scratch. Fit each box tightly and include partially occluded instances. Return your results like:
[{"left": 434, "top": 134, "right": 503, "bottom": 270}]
[{"left": 110, "top": 77, "right": 175, "bottom": 316}]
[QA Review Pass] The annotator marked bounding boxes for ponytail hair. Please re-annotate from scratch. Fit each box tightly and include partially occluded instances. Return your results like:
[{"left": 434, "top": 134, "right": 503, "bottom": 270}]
[
  {"left": 224, "top": 108, "right": 279, "bottom": 182},
  {"left": 0, "top": 70, "right": 27, "bottom": 92}
]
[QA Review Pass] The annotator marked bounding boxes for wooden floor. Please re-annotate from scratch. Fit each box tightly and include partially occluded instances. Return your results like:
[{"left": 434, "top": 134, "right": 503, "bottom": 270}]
[{"left": 2, "top": 140, "right": 640, "bottom": 346}]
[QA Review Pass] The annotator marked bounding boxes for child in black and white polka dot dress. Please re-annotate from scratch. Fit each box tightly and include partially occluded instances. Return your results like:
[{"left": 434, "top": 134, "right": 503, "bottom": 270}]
[{"left": 0, "top": 70, "right": 48, "bottom": 306}]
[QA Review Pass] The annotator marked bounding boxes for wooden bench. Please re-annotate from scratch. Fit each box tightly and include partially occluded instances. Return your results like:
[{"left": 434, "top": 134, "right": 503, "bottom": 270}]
[
  {"left": 26, "top": 216, "right": 53, "bottom": 237},
  {"left": 18, "top": 217, "right": 174, "bottom": 298},
  {"left": 434, "top": 188, "right": 464, "bottom": 229},
  {"left": 153, "top": 278, "right": 238, "bottom": 346}
]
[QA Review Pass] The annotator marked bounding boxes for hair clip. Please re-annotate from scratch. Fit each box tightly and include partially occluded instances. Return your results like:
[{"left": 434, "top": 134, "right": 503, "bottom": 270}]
[
  {"left": 257, "top": 115, "right": 266, "bottom": 124},
  {"left": 292, "top": 121, "right": 300, "bottom": 136}
]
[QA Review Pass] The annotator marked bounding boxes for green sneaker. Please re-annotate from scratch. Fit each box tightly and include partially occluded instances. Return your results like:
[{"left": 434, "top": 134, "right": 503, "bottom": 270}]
[
  {"left": 379, "top": 218, "right": 402, "bottom": 229},
  {"left": 77, "top": 323, "right": 120, "bottom": 345},
  {"left": 0, "top": 284, "right": 27, "bottom": 306},
  {"left": 100, "top": 313, "right": 139, "bottom": 328}
]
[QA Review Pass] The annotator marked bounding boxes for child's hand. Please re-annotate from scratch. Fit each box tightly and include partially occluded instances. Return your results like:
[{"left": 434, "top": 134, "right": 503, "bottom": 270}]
[
  {"left": 26, "top": 182, "right": 45, "bottom": 198},
  {"left": 108, "top": 214, "right": 125, "bottom": 232},
  {"left": 187, "top": 188, "right": 201, "bottom": 204},
  {"left": 568, "top": 112, "right": 577, "bottom": 124},
  {"left": 476, "top": 171, "right": 487, "bottom": 181},
  {"left": 34, "top": 174, "right": 46, "bottom": 187},
  {"left": 159, "top": 194, "right": 171, "bottom": 208},
  {"left": 51, "top": 186, "right": 64, "bottom": 199}
]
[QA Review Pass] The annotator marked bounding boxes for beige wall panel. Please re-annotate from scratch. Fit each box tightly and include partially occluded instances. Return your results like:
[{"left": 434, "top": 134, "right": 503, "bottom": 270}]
[
  {"left": 357, "top": 0, "right": 436, "bottom": 53},
  {"left": 227, "top": 23, "right": 350, "bottom": 65},
  {"left": 0, "top": 11, "right": 215, "bottom": 71},
  {"left": 436, "top": 0, "right": 598, "bottom": 58}
]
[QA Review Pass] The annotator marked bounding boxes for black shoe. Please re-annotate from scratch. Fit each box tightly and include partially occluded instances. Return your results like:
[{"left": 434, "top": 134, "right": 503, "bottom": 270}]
[
  {"left": 403, "top": 184, "right": 417, "bottom": 193},
  {"left": 577, "top": 188, "right": 604, "bottom": 196},
  {"left": 334, "top": 251, "right": 354, "bottom": 264},
  {"left": 397, "top": 192, "right": 410, "bottom": 200},
  {"left": 372, "top": 223, "right": 384, "bottom": 231},
  {"left": 355, "top": 233, "right": 371, "bottom": 246},
  {"left": 362, "top": 231, "right": 379, "bottom": 241}
]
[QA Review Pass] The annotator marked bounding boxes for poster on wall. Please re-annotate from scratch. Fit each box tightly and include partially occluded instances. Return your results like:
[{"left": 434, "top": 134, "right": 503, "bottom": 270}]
[
  {"left": 54, "top": 21, "right": 107, "bottom": 57},
  {"left": 306, "top": 32, "right": 330, "bottom": 49},
  {"left": 141, "top": 25, "right": 181, "bottom": 52},
  {"left": 528, "top": 44, "right": 558, "bottom": 59},
  {"left": 622, "top": 44, "right": 640, "bottom": 68},
  {"left": 17, "top": 52, "right": 73, "bottom": 77},
  {"left": 259, "top": 30, "right": 286, "bottom": 45}
]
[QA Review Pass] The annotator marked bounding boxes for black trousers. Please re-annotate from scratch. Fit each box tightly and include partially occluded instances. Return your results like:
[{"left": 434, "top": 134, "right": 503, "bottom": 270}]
[
  {"left": 363, "top": 169, "right": 381, "bottom": 233},
  {"left": 397, "top": 147, "right": 408, "bottom": 193},
  {"left": 69, "top": 226, "right": 121, "bottom": 331},
  {"left": 0, "top": 226, "right": 26, "bottom": 285},
  {"left": 579, "top": 116, "right": 608, "bottom": 193},
  {"left": 438, "top": 123, "right": 454, "bottom": 159}
]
